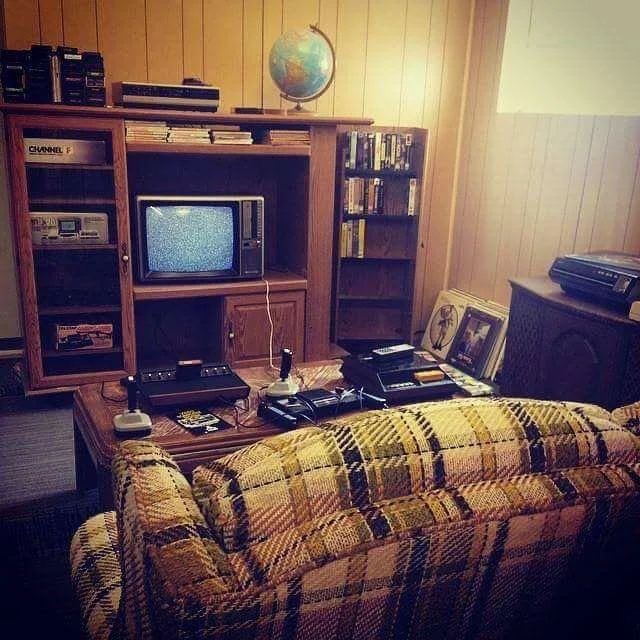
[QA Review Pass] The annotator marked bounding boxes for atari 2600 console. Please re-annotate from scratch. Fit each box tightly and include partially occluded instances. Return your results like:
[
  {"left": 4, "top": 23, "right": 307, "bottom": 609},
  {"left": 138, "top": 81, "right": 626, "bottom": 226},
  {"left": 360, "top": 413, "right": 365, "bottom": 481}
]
[
  {"left": 137, "top": 360, "right": 250, "bottom": 408},
  {"left": 340, "top": 345, "right": 458, "bottom": 403}
]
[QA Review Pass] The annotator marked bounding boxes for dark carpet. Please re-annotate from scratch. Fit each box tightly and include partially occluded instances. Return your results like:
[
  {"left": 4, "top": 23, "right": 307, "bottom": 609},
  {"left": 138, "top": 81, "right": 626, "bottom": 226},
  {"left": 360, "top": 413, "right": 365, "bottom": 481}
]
[{"left": 1, "top": 489, "right": 100, "bottom": 638}]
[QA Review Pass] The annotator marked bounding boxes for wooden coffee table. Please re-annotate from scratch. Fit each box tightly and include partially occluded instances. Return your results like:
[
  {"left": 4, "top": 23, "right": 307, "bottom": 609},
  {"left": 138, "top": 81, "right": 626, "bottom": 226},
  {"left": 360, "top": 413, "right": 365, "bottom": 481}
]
[{"left": 73, "top": 360, "right": 344, "bottom": 509}]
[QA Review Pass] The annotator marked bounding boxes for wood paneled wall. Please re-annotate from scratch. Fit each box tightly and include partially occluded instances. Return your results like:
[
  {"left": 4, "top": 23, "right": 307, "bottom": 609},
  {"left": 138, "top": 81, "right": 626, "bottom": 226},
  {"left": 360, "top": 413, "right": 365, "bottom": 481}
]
[
  {"left": 449, "top": 0, "right": 640, "bottom": 306},
  {"left": 0, "top": 0, "right": 473, "bottom": 338}
]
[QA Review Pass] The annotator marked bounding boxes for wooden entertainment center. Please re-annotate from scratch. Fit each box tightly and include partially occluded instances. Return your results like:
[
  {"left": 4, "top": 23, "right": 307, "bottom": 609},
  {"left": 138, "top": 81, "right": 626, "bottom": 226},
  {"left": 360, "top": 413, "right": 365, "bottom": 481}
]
[{"left": 2, "top": 104, "right": 429, "bottom": 393}]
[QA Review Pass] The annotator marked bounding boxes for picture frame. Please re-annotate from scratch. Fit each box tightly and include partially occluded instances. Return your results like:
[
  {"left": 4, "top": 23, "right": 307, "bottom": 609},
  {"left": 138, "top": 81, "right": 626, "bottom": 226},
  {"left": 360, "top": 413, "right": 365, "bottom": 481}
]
[
  {"left": 421, "top": 289, "right": 470, "bottom": 359},
  {"left": 446, "top": 306, "right": 503, "bottom": 377}
]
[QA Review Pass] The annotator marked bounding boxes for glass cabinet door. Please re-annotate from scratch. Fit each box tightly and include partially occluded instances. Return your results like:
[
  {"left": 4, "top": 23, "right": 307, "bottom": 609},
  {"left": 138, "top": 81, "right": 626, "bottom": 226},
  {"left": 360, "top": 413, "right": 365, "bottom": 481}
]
[{"left": 6, "top": 114, "right": 134, "bottom": 389}]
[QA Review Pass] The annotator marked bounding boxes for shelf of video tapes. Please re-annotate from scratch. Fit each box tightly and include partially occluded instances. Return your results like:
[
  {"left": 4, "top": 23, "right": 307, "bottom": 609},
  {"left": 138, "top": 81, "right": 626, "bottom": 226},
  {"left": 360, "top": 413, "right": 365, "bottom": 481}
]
[
  {"left": 343, "top": 129, "right": 416, "bottom": 173},
  {"left": 0, "top": 45, "right": 105, "bottom": 106}
]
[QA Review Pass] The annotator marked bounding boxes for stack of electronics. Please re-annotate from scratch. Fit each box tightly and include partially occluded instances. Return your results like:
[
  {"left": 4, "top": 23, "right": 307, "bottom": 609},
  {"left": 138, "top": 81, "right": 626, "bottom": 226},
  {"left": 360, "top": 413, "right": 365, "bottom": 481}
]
[
  {"left": 1, "top": 45, "right": 105, "bottom": 105},
  {"left": 422, "top": 289, "right": 508, "bottom": 394},
  {"left": 340, "top": 344, "right": 459, "bottom": 404},
  {"left": 258, "top": 349, "right": 389, "bottom": 428}
]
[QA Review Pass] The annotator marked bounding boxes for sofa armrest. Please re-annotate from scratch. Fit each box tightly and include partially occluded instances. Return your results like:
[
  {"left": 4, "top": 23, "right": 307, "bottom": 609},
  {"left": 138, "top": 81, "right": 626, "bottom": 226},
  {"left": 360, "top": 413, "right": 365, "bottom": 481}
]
[
  {"left": 613, "top": 401, "right": 640, "bottom": 434},
  {"left": 112, "top": 440, "right": 237, "bottom": 639}
]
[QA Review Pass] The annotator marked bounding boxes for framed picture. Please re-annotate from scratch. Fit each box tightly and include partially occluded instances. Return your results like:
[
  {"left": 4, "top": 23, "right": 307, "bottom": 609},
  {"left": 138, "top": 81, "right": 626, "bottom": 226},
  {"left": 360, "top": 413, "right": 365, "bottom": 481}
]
[
  {"left": 421, "top": 289, "right": 469, "bottom": 359},
  {"left": 447, "top": 307, "right": 503, "bottom": 377}
]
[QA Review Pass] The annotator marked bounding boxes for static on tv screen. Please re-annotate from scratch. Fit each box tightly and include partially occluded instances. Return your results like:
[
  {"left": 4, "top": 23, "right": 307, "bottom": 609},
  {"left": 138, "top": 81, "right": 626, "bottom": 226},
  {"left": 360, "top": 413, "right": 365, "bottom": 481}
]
[{"left": 145, "top": 204, "right": 234, "bottom": 273}]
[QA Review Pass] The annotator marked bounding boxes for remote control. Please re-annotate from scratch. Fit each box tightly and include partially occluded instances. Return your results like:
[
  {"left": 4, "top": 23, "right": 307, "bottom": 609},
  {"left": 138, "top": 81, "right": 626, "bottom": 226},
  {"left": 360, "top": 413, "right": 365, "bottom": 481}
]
[{"left": 371, "top": 344, "right": 415, "bottom": 361}]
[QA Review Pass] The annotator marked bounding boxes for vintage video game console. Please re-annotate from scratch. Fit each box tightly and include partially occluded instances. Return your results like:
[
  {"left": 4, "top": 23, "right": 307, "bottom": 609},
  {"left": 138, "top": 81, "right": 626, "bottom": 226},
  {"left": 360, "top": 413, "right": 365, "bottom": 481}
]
[
  {"left": 137, "top": 360, "right": 250, "bottom": 408},
  {"left": 258, "top": 388, "right": 386, "bottom": 428},
  {"left": 30, "top": 212, "right": 108, "bottom": 244},
  {"left": 549, "top": 251, "right": 640, "bottom": 307},
  {"left": 341, "top": 345, "right": 458, "bottom": 403}
]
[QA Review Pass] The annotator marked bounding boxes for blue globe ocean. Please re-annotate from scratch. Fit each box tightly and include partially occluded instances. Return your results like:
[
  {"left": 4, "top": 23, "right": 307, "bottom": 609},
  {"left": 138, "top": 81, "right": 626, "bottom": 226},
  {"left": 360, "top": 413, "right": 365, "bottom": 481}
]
[{"left": 269, "top": 28, "right": 334, "bottom": 102}]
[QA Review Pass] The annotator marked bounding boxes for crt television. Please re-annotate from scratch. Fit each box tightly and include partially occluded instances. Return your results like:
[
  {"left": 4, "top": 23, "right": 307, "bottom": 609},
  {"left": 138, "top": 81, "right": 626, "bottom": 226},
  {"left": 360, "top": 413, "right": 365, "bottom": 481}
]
[{"left": 134, "top": 195, "right": 264, "bottom": 283}]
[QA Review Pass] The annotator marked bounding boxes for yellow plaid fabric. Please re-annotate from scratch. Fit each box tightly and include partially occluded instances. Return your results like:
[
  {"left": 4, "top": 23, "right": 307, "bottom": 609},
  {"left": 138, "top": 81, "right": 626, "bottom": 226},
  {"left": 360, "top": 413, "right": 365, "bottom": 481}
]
[
  {"left": 70, "top": 511, "right": 121, "bottom": 640},
  {"left": 612, "top": 400, "right": 640, "bottom": 434},
  {"left": 192, "top": 398, "right": 634, "bottom": 553},
  {"left": 74, "top": 398, "right": 640, "bottom": 639}
]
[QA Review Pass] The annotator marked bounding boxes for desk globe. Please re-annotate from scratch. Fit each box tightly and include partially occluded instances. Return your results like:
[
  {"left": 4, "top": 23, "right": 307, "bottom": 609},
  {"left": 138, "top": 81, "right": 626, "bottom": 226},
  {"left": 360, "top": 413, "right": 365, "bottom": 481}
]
[{"left": 268, "top": 24, "right": 336, "bottom": 112}]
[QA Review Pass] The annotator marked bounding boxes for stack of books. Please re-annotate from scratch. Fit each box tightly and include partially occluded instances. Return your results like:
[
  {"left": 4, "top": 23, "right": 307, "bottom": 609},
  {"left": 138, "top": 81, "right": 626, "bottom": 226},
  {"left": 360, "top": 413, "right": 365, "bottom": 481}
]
[
  {"left": 210, "top": 127, "right": 252, "bottom": 145},
  {"left": 263, "top": 129, "right": 310, "bottom": 146},
  {"left": 124, "top": 120, "right": 168, "bottom": 143},
  {"left": 167, "top": 123, "right": 211, "bottom": 144}
]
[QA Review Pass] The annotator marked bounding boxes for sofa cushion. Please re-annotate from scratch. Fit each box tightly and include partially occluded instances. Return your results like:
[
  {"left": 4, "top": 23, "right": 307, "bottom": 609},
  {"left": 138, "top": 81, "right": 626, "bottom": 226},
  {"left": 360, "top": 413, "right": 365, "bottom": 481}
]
[
  {"left": 192, "top": 397, "right": 639, "bottom": 553},
  {"left": 70, "top": 511, "right": 121, "bottom": 640}
]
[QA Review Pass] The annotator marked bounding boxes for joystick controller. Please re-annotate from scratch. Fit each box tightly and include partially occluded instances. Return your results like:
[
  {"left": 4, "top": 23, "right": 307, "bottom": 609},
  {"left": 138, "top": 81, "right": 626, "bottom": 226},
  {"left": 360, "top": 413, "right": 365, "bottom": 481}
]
[
  {"left": 113, "top": 375, "right": 152, "bottom": 434},
  {"left": 265, "top": 348, "right": 300, "bottom": 398}
]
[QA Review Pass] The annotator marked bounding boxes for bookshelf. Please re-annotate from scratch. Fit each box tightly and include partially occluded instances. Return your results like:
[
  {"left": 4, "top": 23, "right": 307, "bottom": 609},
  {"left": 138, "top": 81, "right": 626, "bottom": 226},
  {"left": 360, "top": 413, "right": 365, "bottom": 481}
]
[{"left": 333, "top": 126, "right": 428, "bottom": 353}]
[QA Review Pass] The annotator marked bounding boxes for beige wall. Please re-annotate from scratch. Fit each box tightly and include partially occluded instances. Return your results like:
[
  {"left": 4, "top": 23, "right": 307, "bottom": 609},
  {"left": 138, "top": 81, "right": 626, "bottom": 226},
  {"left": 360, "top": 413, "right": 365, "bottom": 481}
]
[
  {"left": 0, "top": 0, "right": 472, "bottom": 339},
  {"left": 449, "top": 0, "right": 640, "bottom": 306}
]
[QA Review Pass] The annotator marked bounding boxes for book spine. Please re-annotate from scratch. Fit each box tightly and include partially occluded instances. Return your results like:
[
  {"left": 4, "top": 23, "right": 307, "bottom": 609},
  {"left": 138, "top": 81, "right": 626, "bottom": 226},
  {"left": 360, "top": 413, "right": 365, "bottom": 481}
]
[
  {"left": 50, "top": 54, "right": 61, "bottom": 103},
  {"left": 363, "top": 178, "right": 369, "bottom": 215},
  {"left": 405, "top": 133, "right": 413, "bottom": 170},
  {"left": 358, "top": 219, "right": 365, "bottom": 258},
  {"left": 378, "top": 178, "right": 385, "bottom": 213},
  {"left": 340, "top": 222, "right": 347, "bottom": 257},
  {"left": 407, "top": 178, "right": 417, "bottom": 215},
  {"left": 374, "top": 132, "right": 382, "bottom": 171},
  {"left": 349, "top": 131, "right": 357, "bottom": 169}
]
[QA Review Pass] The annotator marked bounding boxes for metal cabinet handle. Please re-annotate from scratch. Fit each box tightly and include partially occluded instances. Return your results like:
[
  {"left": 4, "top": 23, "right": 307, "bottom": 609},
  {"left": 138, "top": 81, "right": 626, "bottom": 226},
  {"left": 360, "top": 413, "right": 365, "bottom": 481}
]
[{"left": 228, "top": 323, "right": 235, "bottom": 340}]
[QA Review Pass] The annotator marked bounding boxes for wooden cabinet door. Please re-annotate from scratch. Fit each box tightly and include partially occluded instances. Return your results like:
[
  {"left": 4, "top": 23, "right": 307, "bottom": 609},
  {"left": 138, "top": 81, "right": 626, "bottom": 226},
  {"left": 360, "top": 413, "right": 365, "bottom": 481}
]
[
  {"left": 539, "top": 307, "right": 624, "bottom": 408},
  {"left": 223, "top": 291, "right": 305, "bottom": 367}
]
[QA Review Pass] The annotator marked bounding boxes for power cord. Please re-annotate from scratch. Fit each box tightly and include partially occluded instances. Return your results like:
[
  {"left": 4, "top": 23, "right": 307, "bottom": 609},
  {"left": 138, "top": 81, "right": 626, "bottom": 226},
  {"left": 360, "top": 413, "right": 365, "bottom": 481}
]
[{"left": 262, "top": 277, "right": 279, "bottom": 372}]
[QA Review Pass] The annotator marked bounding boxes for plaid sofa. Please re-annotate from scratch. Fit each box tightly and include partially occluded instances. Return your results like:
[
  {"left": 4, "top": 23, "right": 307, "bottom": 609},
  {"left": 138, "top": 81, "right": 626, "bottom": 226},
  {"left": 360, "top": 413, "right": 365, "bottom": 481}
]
[{"left": 70, "top": 397, "right": 640, "bottom": 640}]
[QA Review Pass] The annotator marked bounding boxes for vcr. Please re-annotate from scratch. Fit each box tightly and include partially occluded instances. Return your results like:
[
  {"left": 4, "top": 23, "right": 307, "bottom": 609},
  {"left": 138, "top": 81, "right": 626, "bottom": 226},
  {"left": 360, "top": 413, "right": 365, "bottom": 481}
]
[{"left": 113, "top": 81, "right": 220, "bottom": 111}]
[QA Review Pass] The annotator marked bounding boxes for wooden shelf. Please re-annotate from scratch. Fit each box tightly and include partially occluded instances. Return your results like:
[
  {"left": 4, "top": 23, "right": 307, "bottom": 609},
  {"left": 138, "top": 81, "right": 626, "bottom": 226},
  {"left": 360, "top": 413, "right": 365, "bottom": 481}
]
[
  {"left": 39, "top": 305, "right": 121, "bottom": 316},
  {"left": 341, "top": 256, "right": 414, "bottom": 263},
  {"left": 345, "top": 169, "right": 418, "bottom": 179},
  {"left": 29, "top": 196, "right": 115, "bottom": 206},
  {"left": 43, "top": 346, "right": 123, "bottom": 358},
  {"left": 343, "top": 214, "right": 417, "bottom": 222},
  {"left": 33, "top": 243, "right": 117, "bottom": 252},
  {"left": 126, "top": 142, "right": 310, "bottom": 157},
  {"left": 338, "top": 295, "right": 410, "bottom": 306},
  {"left": 1, "top": 102, "right": 374, "bottom": 127},
  {"left": 133, "top": 269, "right": 308, "bottom": 301},
  {"left": 26, "top": 162, "right": 114, "bottom": 171}
]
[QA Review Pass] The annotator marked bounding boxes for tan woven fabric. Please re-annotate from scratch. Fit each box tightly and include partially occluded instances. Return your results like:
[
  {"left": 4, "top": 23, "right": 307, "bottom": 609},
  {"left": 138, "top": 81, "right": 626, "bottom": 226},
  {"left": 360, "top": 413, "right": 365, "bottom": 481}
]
[
  {"left": 612, "top": 400, "right": 640, "bottom": 433},
  {"left": 70, "top": 511, "right": 121, "bottom": 640},
  {"left": 75, "top": 397, "right": 640, "bottom": 639},
  {"left": 192, "top": 398, "right": 633, "bottom": 553}
]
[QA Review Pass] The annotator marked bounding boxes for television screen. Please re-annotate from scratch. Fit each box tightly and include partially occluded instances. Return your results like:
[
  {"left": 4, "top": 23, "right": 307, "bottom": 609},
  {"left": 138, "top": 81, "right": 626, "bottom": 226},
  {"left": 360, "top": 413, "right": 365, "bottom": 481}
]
[{"left": 144, "top": 204, "right": 235, "bottom": 273}]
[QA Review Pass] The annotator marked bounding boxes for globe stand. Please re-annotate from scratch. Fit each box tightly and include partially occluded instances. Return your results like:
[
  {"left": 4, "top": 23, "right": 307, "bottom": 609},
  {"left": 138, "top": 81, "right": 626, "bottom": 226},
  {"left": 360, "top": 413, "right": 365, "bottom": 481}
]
[{"left": 281, "top": 98, "right": 313, "bottom": 115}]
